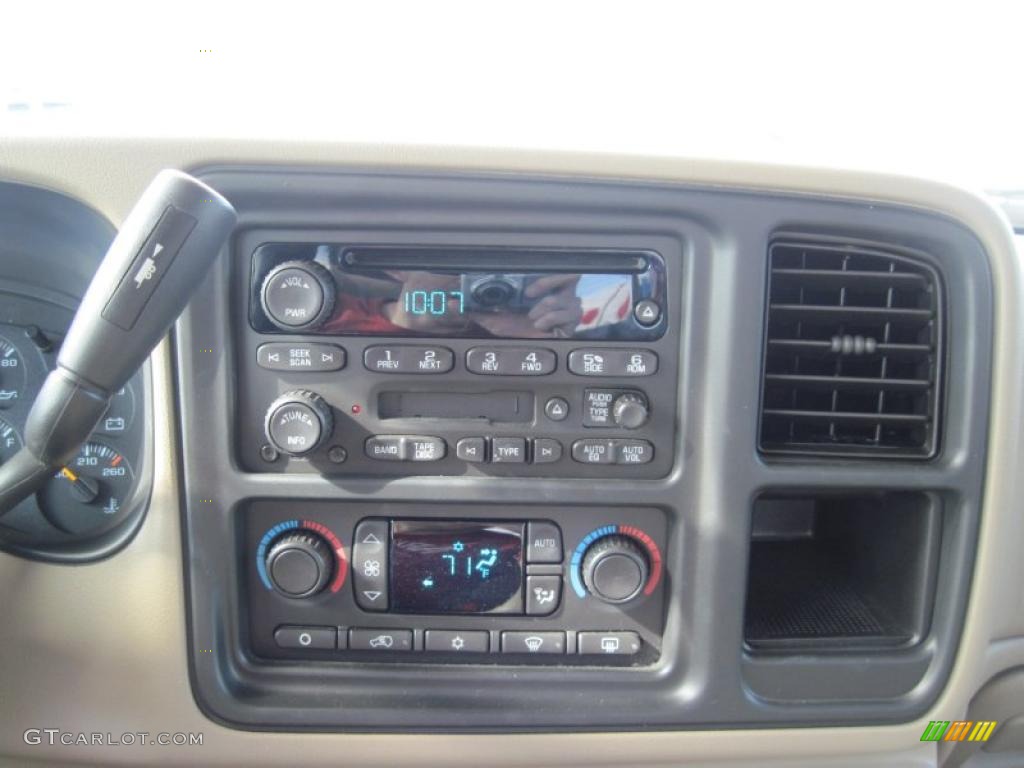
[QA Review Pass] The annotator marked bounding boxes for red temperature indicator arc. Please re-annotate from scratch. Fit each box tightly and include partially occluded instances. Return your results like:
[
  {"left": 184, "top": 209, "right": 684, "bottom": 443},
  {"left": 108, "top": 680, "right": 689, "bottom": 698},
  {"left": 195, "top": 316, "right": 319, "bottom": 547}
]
[
  {"left": 617, "top": 524, "right": 662, "bottom": 595},
  {"left": 301, "top": 519, "right": 348, "bottom": 593}
]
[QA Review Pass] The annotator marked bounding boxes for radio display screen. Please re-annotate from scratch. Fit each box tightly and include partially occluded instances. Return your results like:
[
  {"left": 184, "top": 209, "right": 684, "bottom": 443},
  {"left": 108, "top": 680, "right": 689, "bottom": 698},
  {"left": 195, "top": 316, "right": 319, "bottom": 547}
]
[
  {"left": 390, "top": 520, "right": 524, "bottom": 614},
  {"left": 250, "top": 245, "right": 667, "bottom": 340}
]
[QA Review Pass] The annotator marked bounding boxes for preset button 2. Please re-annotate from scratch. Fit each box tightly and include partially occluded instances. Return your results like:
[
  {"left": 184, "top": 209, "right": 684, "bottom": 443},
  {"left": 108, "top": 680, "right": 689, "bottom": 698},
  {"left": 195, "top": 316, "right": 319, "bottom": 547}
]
[{"left": 364, "top": 345, "right": 454, "bottom": 374}]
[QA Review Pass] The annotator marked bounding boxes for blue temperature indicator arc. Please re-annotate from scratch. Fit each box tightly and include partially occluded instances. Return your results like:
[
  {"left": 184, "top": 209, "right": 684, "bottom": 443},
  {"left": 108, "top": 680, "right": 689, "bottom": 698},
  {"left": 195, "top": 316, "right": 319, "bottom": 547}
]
[
  {"left": 570, "top": 524, "right": 619, "bottom": 598},
  {"left": 256, "top": 519, "right": 300, "bottom": 590}
]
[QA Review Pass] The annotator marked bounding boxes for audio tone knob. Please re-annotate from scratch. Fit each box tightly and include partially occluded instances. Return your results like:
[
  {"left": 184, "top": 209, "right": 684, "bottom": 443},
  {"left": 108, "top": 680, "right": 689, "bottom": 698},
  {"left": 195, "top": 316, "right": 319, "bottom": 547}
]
[
  {"left": 265, "top": 532, "right": 333, "bottom": 597},
  {"left": 260, "top": 260, "right": 336, "bottom": 331},
  {"left": 264, "top": 390, "right": 333, "bottom": 456},
  {"left": 581, "top": 535, "right": 649, "bottom": 604},
  {"left": 612, "top": 393, "right": 649, "bottom": 429}
]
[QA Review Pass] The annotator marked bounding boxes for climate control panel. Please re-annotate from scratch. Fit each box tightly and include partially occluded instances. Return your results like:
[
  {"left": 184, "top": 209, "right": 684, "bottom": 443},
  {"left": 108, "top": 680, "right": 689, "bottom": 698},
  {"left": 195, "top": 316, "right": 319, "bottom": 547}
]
[{"left": 245, "top": 501, "right": 668, "bottom": 665}]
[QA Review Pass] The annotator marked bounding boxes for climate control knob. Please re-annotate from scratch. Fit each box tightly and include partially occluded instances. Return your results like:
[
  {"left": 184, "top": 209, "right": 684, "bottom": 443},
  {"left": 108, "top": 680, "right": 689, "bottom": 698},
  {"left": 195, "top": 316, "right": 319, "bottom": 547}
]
[
  {"left": 260, "top": 260, "right": 336, "bottom": 331},
  {"left": 612, "top": 393, "right": 649, "bottom": 429},
  {"left": 265, "top": 532, "right": 333, "bottom": 598},
  {"left": 264, "top": 390, "right": 333, "bottom": 456},
  {"left": 581, "top": 535, "right": 649, "bottom": 604}
]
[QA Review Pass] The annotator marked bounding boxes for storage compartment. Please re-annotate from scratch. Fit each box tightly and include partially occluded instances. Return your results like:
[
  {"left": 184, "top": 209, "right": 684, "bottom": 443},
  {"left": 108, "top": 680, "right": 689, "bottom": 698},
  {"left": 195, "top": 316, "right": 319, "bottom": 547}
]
[{"left": 744, "top": 492, "right": 940, "bottom": 650}]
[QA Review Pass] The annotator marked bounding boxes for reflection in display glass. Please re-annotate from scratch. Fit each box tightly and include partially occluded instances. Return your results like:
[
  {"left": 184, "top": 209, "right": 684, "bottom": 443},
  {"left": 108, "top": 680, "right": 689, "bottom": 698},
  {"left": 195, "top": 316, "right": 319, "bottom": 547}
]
[
  {"left": 327, "top": 268, "right": 635, "bottom": 339},
  {"left": 251, "top": 244, "right": 667, "bottom": 340},
  {"left": 390, "top": 521, "right": 524, "bottom": 614}
]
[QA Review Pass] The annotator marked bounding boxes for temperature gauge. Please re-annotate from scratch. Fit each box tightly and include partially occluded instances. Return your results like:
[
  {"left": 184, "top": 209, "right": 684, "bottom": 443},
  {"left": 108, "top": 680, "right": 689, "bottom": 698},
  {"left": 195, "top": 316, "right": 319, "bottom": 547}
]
[
  {"left": 38, "top": 442, "right": 135, "bottom": 534},
  {"left": 0, "top": 337, "right": 25, "bottom": 409}
]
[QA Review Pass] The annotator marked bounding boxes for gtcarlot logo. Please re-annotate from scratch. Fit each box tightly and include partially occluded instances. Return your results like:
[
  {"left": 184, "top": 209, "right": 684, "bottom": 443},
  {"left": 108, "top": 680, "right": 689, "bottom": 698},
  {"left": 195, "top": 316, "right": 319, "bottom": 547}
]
[{"left": 24, "top": 729, "right": 203, "bottom": 747}]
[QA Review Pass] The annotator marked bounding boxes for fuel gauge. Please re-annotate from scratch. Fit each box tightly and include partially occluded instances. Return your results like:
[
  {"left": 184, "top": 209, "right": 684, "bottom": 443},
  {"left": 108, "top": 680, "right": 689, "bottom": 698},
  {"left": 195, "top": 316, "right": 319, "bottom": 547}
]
[
  {"left": 0, "top": 337, "right": 25, "bottom": 409},
  {"left": 0, "top": 417, "right": 22, "bottom": 462},
  {"left": 38, "top": 442, "right": 135, "bottom": 535}
]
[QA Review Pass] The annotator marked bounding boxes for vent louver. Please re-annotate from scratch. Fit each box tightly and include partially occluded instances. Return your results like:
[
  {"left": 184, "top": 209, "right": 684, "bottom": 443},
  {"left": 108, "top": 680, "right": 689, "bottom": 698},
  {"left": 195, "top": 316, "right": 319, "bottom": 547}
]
[{"left": 759, "top": 239, "right": 942, "bottom": 458}]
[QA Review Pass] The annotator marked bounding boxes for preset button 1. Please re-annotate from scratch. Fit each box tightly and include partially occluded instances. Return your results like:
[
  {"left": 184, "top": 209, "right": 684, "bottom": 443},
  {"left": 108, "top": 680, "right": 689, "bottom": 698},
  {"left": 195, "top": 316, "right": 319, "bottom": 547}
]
[{"left": 364, "top": 345, "right": 454, "bottom": 374}]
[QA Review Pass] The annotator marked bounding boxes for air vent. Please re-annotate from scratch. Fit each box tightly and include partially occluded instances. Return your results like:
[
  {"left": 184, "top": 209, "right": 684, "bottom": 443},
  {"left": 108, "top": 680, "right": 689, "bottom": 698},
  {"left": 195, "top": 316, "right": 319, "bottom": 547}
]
[{"left": 759, "top": 239, "right": 943, "bottom": 458}]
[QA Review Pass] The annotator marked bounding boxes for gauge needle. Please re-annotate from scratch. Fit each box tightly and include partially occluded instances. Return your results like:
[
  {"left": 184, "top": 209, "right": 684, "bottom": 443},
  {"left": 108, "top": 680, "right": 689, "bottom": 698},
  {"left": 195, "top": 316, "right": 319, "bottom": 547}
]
[{"left": 59, "top": 467, "right": 100, "bottom": 503}]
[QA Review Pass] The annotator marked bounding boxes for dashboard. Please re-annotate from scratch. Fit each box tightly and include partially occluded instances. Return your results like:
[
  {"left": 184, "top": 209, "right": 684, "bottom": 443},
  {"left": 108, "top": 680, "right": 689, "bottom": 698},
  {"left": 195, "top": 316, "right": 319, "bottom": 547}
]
[{"left": 0, "top": 140, "right": 1022, "bottom": 767}]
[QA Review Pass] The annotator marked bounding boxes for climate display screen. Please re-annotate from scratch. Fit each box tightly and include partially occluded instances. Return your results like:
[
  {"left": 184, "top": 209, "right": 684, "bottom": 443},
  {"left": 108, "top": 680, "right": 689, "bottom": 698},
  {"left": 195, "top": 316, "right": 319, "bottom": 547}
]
[{"left": 390, "top": 520, "right": 524, "bottom": 614}]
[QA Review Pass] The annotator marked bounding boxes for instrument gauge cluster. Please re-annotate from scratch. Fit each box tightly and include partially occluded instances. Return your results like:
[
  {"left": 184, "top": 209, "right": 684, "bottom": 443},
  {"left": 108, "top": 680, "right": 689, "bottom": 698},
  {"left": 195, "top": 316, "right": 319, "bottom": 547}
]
[{"left": 0, "top": 319, "right": 147, "bottom": 553}]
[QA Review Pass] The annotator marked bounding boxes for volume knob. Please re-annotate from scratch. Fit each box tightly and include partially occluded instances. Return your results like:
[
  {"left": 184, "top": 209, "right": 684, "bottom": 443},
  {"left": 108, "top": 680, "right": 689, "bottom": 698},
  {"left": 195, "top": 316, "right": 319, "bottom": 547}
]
[
  {"left": 265, "top": 532, "right": 333, "bottom": 597},
  {"left": 581, "top": 535, "right": 649, "bottom": 604},
  {"left": 260, "top": 260, "right": 336, "bottom": 331},
  {"left": 264, "top": 390, "right": 333, "bottom": 456}
]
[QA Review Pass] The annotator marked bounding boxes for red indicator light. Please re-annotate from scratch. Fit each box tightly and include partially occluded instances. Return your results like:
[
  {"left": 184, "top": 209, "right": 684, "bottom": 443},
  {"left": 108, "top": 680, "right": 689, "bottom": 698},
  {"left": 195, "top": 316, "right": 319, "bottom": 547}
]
[{"left": 351, "top": 404, "right": 362, "bottom": 415}]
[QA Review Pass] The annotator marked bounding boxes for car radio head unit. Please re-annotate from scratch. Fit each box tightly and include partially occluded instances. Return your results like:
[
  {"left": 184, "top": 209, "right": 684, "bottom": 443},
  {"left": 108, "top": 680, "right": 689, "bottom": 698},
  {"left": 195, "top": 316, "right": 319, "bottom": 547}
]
[
  {"left": 250, "top": 244, "right": 668, "bottom": 340},
  {"left": 237, "top": 233, "right": 681, "bottom": 479}
]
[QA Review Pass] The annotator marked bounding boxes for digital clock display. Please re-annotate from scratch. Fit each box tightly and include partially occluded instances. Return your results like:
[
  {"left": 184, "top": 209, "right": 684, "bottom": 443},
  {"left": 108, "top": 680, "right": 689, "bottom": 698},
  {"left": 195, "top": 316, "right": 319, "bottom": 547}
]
[
  {"left": 401, "top": 288, "right": 466, "bottom": 317},
  {"left": 390, "top": 520, "right": 524, "bottom": 614}
]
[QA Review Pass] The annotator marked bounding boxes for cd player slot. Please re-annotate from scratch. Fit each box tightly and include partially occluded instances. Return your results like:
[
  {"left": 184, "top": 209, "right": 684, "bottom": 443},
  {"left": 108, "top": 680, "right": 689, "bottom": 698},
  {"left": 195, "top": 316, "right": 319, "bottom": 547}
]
[
  {"left": 378, "top": 390, "right": 535, "bottom": 422},
  {"left": 340, "top": 246, "right": 650, "bottom": 272}
]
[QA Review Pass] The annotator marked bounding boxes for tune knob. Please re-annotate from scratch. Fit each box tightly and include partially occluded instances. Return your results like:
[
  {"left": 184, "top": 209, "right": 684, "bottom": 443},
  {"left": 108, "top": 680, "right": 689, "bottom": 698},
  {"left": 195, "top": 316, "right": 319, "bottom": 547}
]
[
  {"left": 265, "top": 532, "right": 333, "bottom": 598},
  {"left": 264, "top": 390, "right": 333, "bottom": 456},
  {"left": 612, "top": 393, "right": 649, "bottom": 429},
  {"left": 260, "top": 260, "right": 336, "bottom": 331},
  {"left": 581, "top": 535, "right": 649, "bottom": 604}
]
